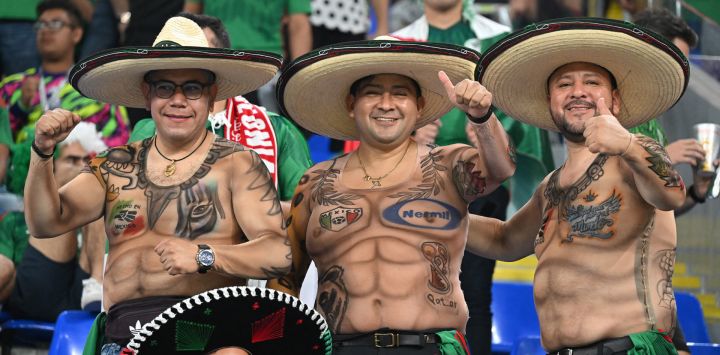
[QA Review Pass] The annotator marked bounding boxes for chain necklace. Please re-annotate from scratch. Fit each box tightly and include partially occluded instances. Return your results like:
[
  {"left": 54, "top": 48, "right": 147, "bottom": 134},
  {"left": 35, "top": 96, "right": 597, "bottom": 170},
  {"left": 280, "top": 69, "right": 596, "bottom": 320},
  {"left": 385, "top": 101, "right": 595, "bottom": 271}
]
[
  {"left": 154, "top": 130, "right": 209, "bottom": 177},
  {"left": 356, "top": 142, "right": 411, "bottom": 188}
]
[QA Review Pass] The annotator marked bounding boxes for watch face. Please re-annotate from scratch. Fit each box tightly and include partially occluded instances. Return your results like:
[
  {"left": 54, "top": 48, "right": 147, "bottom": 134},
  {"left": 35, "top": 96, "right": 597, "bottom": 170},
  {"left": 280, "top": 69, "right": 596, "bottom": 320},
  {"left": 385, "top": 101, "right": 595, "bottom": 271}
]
[{"left": 198, "top": 249, "right": 214, "bottom": 267}]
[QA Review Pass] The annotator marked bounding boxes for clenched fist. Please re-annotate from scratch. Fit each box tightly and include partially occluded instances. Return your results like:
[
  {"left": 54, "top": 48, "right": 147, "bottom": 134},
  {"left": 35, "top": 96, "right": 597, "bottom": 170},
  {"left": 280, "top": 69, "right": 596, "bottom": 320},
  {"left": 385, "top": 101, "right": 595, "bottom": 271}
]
[
  {"left": 155, "top": 238, "right": 202, "bottom": 275},
  {"left": 439, "top": 70, "right": 492, "bottom": 119},
  {"left": 34, "top": 109, "right": 82, "bottom": 154},
  {"left": 583, "top": 98, "right": 633, "bottom": 156}
]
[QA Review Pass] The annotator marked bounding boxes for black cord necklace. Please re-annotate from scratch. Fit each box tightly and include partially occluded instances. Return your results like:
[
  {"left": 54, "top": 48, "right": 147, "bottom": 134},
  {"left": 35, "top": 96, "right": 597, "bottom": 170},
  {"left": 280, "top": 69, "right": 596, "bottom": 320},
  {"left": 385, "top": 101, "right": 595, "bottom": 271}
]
[{"left": 154, "top": 130, "right": 209, "bottom": 177}]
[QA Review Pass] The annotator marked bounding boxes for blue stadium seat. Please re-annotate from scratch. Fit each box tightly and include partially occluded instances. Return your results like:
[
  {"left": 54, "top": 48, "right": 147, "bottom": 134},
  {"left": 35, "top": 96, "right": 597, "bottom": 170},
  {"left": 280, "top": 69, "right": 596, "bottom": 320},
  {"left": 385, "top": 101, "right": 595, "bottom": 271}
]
[
  {"left": 491, "top": 282, "right": 541, "bottom": 354},
  {"left": 687, "top": 342, "right": 720, "bottom": 355},
  {"left": 307, "top": 134, "right": 335, "bottom": 164},
  {"left": 48, "top": 310, "right": 97, "bottom": 355},
  {"left": 0, "top": 317, "right": 55, "bottom": 354},
  {"left": 510, "top": 336, "right": 545, "bottom": 355},
  {"left": 676, "top": 291, "right": 711, "bottom": 343}
]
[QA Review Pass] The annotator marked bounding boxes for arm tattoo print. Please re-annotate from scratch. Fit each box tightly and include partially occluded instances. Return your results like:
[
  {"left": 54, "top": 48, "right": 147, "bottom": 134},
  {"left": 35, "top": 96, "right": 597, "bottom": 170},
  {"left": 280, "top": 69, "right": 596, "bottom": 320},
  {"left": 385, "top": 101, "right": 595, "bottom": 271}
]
[
  {"left": 636, "top": 136, "right": 683, "bottom": 188},
  {"left": 246, "top": 151, "right": 282, "bottom": 216},
  {"left": 452, "top": 160, "right": 487, "bottom": 202},
  {"left": 389, "top": 149, "right": 447, "bottom": 202},
  {"left": 317, "top": 265, "right": 349, "bottom": 333}
]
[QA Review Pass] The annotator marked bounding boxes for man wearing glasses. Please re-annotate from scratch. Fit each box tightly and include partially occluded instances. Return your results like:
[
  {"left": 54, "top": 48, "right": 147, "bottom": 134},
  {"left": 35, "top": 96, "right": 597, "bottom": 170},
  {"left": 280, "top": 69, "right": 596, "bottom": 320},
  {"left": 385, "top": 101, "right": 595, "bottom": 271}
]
[
  {"left": 24, "top": 16, "right": 291, "bottom": 354},
  {"left": 0, "top": 0, "right": 130, "bottom": 150}
]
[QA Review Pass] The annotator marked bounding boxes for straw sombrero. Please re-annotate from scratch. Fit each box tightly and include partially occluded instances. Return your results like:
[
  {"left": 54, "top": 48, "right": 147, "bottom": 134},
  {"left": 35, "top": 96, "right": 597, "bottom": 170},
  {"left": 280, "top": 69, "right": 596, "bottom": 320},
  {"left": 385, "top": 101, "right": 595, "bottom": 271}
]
[
  {"left": 277, "top": 40, "right": 480, "bottom": 140},
  {"left": 121, "top": 286, "right": 332, "bottom": 354},
  {"left": 476, "top": 18, "right": 689, "bottom": 132},
  {"left": 69, "top": 17, "right": 282, "bottom": 108}
]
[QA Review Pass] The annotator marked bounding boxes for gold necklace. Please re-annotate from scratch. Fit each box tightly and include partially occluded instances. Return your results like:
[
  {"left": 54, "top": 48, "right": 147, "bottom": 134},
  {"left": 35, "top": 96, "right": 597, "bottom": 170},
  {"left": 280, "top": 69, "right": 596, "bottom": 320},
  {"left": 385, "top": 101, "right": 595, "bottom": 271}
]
[
  {"left": 154, "top": 130, "right": 209, "bottom": 177},
  {"left": 356, "top": 142, "right": 411, "bottom": 188}
]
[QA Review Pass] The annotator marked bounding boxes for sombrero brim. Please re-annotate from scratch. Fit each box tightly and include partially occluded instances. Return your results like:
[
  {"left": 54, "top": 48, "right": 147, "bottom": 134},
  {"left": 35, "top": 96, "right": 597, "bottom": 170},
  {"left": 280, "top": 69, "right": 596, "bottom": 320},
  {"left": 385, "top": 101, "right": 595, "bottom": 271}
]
[
  {"left": 70, "top": 47, "right": 283, "bottom": 108},
  {"left": 124, "top": 286, "right": 332, "bottom": 354},
  {"left": 277, "top": 40, "right": 480, "bottom": 141},
  {"left": 476, "top": 18, "right": 689, "bottom": 132}
]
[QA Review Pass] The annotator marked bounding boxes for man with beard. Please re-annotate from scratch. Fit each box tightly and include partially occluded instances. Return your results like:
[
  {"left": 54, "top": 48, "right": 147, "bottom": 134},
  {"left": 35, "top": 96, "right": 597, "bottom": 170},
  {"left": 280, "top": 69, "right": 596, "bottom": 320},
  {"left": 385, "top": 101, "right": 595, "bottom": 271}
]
[{"left": 467, "top": 18, "right": 688, "bottom": 354}]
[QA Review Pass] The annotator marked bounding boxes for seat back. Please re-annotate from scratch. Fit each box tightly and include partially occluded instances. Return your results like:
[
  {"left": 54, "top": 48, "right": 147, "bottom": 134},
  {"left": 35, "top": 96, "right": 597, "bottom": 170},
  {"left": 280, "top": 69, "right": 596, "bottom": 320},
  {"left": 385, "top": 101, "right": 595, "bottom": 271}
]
[
  {"left": 675, "top": 291, "right": 711, "bottom": 343},
  {"left": 491, "top": 281, "right": 541, "bottom": 353},
  {"left": 48, "top": 310, "right": 97, "bottom": 355},
  {"left": 0, "top": 317, "right": 55, "bottom": 351},
  {"left": 511, "top": 336, "right": 545, "bottom": 355}
]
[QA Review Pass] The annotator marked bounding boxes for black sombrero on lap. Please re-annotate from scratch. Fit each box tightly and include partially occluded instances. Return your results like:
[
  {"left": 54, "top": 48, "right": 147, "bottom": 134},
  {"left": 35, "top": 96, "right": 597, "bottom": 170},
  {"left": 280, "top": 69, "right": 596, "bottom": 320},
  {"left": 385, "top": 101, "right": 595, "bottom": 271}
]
[
  {"left": 120, "top": 286, "right": 332, "bottom": 354},
  {"left": 277, "top": 39, "right": 481, "bottom": 141},
  {"left": 475, "top": 17, "right": 689, "bottom": 131},
  {"left": 69, "top": 17, "right": 282, "bottom": 109}
]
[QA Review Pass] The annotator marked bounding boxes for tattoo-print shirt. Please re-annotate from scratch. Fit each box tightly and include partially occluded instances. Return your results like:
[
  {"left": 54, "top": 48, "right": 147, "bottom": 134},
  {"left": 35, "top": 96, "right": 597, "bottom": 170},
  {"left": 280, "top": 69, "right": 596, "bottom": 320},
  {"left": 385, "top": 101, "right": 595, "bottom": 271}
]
[
  {"left": 531, "top": 153, "right": 679, "bottom": 347},
  {"left": 294, "top": 143, "right": 490, "bottom": 333},
  {"left": 83, "top": 137, "right": 248, "bottom": 240}
]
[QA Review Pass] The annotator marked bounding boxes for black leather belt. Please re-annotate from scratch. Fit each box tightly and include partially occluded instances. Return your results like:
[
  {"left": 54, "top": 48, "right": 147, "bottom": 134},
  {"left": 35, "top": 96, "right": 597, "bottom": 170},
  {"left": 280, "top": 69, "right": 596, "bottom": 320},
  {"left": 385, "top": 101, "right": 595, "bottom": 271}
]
[
  {"left": 548, "top": 336, "right": 634, "bottom": 355},
  {"left": 335, "top": 331, "right": 440, "bottom": 348}
]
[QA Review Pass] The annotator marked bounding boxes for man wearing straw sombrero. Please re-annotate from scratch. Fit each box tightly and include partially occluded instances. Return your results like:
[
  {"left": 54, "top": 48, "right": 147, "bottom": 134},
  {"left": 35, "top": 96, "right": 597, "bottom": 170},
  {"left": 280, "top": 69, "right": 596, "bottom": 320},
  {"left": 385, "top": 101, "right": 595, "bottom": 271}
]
[
  {"left": 23, "top": 17, "right": 293, "bottom": 354},
  {"left": 466, "top": 18, "right": 689, "bottom": 354},
  {"left": 270, "top": 39, "right": 516, "bottom": 354}
]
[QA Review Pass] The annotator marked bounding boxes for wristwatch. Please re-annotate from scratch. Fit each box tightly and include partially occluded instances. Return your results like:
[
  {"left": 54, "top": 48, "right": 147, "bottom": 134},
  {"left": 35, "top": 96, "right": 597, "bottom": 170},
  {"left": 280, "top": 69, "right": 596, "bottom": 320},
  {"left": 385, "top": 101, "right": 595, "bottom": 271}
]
[{"left": 195, "top": 244, "right": 215, "bottom": 274}]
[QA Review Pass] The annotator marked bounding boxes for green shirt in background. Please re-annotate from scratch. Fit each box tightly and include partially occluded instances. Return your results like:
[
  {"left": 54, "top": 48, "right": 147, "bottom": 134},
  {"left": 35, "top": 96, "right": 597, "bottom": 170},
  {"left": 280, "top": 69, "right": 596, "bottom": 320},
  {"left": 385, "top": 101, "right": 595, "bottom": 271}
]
[
  {"left": 428, "top": 21, "right": 555, "bottom": 208},
  {"left": 629, "top": 119, "right": 668, "bottom": 146},
  {"left": 0, "top": 212, "right": 29, "bottom": 266},
  {"left": 0, "top": 0, "right": 42, "bottom": 20},
  {"left": 187, "top": 0, "right": 311, "bottom": 55},
  {"left": 129, "top": 113, "right": 312, "bottom": 201}
]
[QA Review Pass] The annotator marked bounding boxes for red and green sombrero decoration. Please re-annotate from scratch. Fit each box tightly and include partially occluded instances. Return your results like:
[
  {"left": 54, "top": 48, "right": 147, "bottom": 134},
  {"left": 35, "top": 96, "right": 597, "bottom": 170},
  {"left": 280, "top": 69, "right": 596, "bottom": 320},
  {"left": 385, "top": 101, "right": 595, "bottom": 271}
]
[
  {"left": 121, "top": 286, "right": 332, "bottom": 354},
  {"left": 69, "top": 16, "right": 282, "bottom": 109},
  {"left": 475, "top": 17, "right": 689, "bottom": 131}
]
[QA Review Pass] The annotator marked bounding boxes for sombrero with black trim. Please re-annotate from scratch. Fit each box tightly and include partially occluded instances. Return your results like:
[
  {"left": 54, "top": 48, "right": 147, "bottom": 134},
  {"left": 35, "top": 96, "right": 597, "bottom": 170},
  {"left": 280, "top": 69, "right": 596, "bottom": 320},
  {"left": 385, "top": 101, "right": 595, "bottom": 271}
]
[
  {"left": 120, "top": 286, "right": 332, "bottom": 355},
  {"left": 277, "top": 39, "right": 480, "bottom": 140},
  {"left": 69, "top": 17, "right": 282, "bottom": 109},
  {"left": 475, "top": 17, "right": 689, "bottom": 132}
]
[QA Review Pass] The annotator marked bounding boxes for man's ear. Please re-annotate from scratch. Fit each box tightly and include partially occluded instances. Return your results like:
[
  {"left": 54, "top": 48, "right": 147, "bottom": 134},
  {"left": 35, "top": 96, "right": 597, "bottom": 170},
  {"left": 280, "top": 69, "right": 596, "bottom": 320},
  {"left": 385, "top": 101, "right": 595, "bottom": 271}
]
[
  {"left": 141, "top": 82, "right": 151, "bottom": 110},
  {"left": 71, "top": 27, "right": 83, "bottom": 45},
  {"left": 416, "top": 96, "right": 425, "bottom": 113},
  {"left": 611, "top": 89, "right": 622, "bottom": 116},
  {"left": 346, "top": 94, "right": 355, "bottom": 119}
]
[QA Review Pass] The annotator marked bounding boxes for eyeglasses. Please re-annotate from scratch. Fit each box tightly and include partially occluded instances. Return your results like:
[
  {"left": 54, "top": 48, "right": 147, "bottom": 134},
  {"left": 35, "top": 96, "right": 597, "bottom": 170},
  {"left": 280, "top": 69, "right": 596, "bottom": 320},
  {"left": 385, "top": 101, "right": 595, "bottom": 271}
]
[
  {"left": 149, "top": 80, "right": 210, "bottom": 100},
  {"left": 34, "top": 20, "right": 73, "bottom": 31}
]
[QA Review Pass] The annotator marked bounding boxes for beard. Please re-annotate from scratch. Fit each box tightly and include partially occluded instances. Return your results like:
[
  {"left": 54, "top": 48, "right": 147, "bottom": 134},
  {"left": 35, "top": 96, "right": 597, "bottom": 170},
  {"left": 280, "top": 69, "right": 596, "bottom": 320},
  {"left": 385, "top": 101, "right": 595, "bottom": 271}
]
[{"left": 552, "top": 100, "right": 600, "bottom": 143}]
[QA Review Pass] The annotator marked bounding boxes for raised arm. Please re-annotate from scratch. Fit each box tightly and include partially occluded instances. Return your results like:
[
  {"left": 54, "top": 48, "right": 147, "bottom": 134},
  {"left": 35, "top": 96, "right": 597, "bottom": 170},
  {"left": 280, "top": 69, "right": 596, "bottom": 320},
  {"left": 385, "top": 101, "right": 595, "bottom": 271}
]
[
  {"left": 584, "top": 98, "right": 685, "bottom": 211},
  {"left": 24, "top": 109, "right": 105, "bottom": 237},
  {"left": 466, "top": 180, "right": 546, "bottom": 261},
  {"left": 438, "top": 71, "right": 515, "bottom": 201},
  {"left": 267, "top": 173, "right": 313, "bottom": 297}
]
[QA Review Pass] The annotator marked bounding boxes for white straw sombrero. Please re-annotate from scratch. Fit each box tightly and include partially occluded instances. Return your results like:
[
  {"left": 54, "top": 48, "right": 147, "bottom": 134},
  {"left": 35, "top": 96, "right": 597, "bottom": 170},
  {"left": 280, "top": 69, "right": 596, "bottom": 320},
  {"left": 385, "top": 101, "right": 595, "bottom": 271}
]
[
  {"left": 277, "top": 40, "right": 481, "bottom": 140},
  {"left": 69, "top": 17, "right": 282, "bottom": 108},
  {"left": 476, "top": 18, "right": 689, "bottom": 131},
  {"left": 121, "top": 286, "right": 332, "bottom": 355}
]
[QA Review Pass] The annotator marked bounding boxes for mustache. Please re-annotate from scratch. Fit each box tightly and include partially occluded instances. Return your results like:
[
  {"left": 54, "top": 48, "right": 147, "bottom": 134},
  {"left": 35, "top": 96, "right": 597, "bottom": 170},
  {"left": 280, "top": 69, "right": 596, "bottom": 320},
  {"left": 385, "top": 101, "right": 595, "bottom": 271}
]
[{"left": 564, "top": 100, "right": 596, "bottom": 110}]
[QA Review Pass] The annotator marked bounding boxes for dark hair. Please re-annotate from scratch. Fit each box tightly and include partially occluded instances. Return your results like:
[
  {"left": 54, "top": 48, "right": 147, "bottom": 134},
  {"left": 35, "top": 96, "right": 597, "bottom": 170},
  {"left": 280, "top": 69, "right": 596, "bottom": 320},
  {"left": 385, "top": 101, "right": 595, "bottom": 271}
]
[
  {"left": 178, "top": 12, "right": 231, "bottom": 48},
  {"left": 349, "top": 75, "right": 422, "bottom": 98},
  {"left": 37, "top": 0, "right": 86, "bottom": 28},
  {"left": 633, "top": 8, "right": 698, "bottom": 48}
]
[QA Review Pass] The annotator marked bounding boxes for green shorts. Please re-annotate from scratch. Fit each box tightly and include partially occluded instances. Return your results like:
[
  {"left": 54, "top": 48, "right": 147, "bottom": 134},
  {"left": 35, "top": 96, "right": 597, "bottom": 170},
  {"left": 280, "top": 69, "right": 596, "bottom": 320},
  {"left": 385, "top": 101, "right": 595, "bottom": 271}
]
[{"left": 627, "top": 330, "right": 678, "bottom": 355}]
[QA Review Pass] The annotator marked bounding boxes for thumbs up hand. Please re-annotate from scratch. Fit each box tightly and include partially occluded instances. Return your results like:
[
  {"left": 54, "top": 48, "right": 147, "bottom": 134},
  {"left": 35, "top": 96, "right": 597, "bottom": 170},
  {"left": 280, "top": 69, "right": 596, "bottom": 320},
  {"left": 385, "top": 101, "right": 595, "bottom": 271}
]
[
  {"left": 438, "top": 70, "right": 492, "bottom": 119},
  {"left": 583, "top": 98, "right": 633, "bottom": 156}
]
